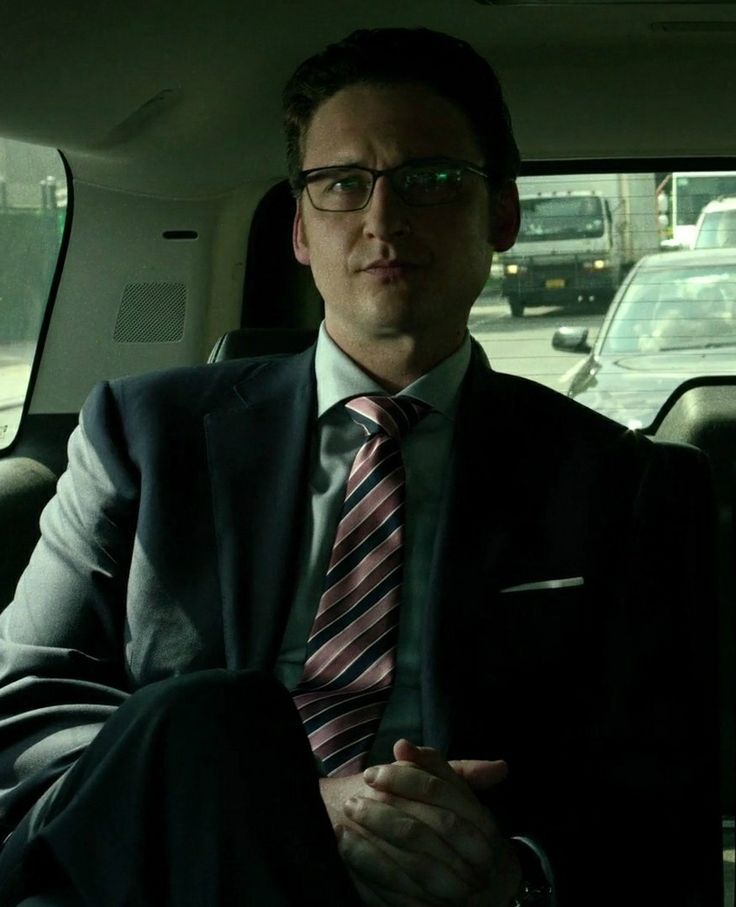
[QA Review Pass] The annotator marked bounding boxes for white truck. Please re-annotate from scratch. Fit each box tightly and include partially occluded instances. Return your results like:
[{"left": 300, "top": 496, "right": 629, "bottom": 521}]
[
  {"left": 664, "top": 171, "right": 736, "bottom": 250},
  {"left": 500, "top": 173, "right": 660, "bottom": 317}
]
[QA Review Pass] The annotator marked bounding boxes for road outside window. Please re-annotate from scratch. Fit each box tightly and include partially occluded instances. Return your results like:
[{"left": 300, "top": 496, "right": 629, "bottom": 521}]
[
  {"left": 0, "top": 139, "right": 66, "bottom": 450},
  {"left": 470, "top": 170, "right": 736, "bottom": 430}
]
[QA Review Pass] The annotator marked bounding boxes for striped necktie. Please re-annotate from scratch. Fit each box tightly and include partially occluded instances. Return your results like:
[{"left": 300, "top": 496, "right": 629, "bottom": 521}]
[{"left": 293, "top": 395, "right": 432, "bottom": 777}]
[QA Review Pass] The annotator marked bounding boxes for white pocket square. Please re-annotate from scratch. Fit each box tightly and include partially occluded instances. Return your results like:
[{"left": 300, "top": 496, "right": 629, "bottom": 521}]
[{"left": 500, "top": 576, "right": 584, "bottom": 593}]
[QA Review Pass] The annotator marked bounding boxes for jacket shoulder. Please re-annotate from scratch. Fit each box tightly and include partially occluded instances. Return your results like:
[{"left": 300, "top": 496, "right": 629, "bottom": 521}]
[{"left": 487, "top": 367, "right": 647, "bottom": 442}]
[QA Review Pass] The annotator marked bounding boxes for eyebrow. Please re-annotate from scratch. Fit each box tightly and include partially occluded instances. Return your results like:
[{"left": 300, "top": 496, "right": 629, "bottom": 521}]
[
  {"left": 321, "top": 159, "right": 364, "bottom": 168},
  {"left": 306, "top": 155, "right": 471, "bottom": 170}
]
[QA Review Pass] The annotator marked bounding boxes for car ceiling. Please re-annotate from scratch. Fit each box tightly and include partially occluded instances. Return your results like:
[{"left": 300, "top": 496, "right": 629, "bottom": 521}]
[{"left": 0, "top": 0, "right": 735, "bottom": 197}]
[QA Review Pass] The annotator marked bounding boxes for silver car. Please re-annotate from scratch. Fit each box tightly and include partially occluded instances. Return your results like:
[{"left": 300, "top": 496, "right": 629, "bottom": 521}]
[{"left": 555, "top": 247, "right": 736, "bottom": 429}]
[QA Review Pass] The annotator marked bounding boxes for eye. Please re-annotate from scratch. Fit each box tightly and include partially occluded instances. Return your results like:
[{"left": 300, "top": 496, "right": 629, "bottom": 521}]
[
  {"left": 330, "top": 177, "right": 365, "bottom": 193},
  {"left": 404, "top": 165, "right": 462, "bottom": 190},
  {"left": 311, "top": 169, "right": 370, "bottom": 195},
  {"left": 400, "top": 165, "right": 464, "bottom": 199}
]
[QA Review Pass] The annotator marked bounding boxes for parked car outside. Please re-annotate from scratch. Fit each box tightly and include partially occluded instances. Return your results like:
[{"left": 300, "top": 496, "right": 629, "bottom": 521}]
[{"left": 554, "top": 247, "right": 736, "bottom": 429}]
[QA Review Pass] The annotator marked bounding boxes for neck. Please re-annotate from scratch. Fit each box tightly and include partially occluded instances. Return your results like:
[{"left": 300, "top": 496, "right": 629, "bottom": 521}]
[{"left": 325, "top": 324, "right": 467, "bottom": 392}]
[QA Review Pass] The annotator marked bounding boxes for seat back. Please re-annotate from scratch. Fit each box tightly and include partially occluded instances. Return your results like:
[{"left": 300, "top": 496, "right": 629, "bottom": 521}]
[
  {"left": 0, "top": 457, "right": 57, "bottom": 609},
  {"left": 654, "top": 379, "right": 736, "bottom": 821},
  {"left": 207, "top": 327, "right": 318, "bottom": 363}
]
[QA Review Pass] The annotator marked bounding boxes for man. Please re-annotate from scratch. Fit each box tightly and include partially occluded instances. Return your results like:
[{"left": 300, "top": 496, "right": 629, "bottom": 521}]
[{"left": 0, "top": 27, "right": 721, "bottom": 907}]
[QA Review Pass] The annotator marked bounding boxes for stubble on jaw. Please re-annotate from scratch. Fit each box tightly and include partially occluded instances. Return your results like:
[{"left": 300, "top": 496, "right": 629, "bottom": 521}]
[{"left": 323, "top": 304, "right": 470, "bottom": 393}]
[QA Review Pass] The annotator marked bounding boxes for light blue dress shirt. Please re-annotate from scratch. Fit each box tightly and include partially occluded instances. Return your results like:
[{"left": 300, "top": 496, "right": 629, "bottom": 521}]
[{"left": 273, "top": 322, "right": 471, "bottom": 764}]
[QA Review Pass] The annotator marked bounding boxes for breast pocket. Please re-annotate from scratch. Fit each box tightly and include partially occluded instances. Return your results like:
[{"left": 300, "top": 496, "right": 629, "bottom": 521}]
[
  {"left": 490, "top": 584, "right": 593, "bottom": 684},
  {"left": 451, "top": 583, "right": 602, "bottom": 755}
]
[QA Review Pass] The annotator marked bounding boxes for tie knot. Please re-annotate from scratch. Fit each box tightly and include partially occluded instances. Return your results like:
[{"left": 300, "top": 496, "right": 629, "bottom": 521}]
[{"left": 345, "top": 395, "right": 432, "bottom": 440}]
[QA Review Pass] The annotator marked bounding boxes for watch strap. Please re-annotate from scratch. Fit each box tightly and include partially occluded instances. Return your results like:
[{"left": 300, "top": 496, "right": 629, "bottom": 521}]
[{"left": 509, "top": 839, "right": 553, "bottom": 907}]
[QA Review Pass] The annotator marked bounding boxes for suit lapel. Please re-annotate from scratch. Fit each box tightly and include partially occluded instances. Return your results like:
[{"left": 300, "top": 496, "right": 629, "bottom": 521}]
[
  {"left": 421, "top": 347, "right": 605, "bottom": 760},
  {"left": 205, "top": 348, "right": 316, "bottom": 670},
  {"left": 420, "top": 345, "right": 518, "bottom": 754}
]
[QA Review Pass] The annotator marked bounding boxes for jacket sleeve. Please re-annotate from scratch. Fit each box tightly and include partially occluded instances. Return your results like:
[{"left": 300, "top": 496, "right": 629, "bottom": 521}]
[{"left": 0, "top": 381, "right": 138, "bottom": 838}]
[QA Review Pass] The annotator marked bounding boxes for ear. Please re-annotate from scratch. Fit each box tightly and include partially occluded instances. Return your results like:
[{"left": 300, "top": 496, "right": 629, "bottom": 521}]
[
  {"left": 490, "top": 180, "right": 521, "bottom": 252},
  {"left": 292, "top": 199, "right": 311, "bottom": 266}
]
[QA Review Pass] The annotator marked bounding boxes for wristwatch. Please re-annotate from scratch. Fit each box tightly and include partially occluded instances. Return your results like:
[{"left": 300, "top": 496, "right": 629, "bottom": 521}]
[
  {"left": 509, "top": 880, "right": 552, "bottom": 906},
  {"left": 509, "top": 840, "right": 553, "bottom": 907}
]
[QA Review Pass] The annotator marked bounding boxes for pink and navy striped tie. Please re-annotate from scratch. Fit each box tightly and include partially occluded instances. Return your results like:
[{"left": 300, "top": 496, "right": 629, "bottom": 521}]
[{"left": 293, "top": 395, "right": 432, "bottom": 777}]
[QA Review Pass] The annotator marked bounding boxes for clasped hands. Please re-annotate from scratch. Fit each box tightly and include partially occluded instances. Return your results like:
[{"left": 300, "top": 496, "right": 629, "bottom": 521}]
[{"left": 319, "top": 739, "right": 521, "bottom": 907}]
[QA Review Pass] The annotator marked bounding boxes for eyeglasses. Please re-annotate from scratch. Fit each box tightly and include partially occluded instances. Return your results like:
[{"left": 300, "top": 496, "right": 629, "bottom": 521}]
[{"left": 297, "top": 158, "right": 492, "bottom": 212}]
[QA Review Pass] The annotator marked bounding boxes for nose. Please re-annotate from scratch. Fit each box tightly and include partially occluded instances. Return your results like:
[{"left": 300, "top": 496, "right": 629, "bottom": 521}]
[{"left": 361, "top": 173, "right": 411, "bottom": 240}]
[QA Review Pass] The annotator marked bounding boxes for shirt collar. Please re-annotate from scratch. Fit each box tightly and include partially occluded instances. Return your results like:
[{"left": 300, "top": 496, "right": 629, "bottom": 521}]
[{"left": 314, "top": 321, "right": 472, "bottom": 421}]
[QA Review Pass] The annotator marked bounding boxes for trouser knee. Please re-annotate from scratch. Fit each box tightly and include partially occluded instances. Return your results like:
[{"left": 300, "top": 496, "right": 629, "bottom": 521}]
[{"left": 120, "top": 668, "right": 301, "bottom": 748}]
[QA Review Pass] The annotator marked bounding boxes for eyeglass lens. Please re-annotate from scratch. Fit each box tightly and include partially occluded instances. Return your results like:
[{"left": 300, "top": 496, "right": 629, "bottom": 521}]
[{"left": 305, "top": 163, "right": 467, "bottom": 211}]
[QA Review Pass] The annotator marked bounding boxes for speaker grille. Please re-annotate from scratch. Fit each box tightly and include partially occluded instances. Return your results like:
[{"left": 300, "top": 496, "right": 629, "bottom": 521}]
[{"left": 113, "top": 282, "right": 186, "bottom": 342}]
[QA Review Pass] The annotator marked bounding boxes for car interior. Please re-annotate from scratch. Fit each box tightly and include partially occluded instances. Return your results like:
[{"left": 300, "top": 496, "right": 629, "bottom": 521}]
[{"left": 0, "top": 1, "right": 735, "bottom": 903}]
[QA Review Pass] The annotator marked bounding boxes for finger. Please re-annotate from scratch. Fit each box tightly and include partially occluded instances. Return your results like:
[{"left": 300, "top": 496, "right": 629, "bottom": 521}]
[
  {"left": 393, "top": 739, "right": 457, "bottom": 782},
  {"left": 353, "top": 789, "right": 493, "bottom": 874},
  {"left": 344, "top": 795, "right": 479, "bottom": 898},
  {"left": 393, "top": 739, "right": 508, "bottom": 791},
  {"left": 337, "top": 824, "right": 447, "bottom": 906},
  {"left": 448, "top": 757, "right": 509, "bottom": 792},
  {"left": 363, "top": 763, "right": 494, "bottom": 841},
  {"left": 350, "top": 876, "right": 391, "bottom": 907}
]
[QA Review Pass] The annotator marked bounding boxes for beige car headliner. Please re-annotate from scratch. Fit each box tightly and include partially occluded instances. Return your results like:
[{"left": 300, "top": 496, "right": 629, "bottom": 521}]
[{"left": 0, "top": 0, "right": 734, "bottom": 197}]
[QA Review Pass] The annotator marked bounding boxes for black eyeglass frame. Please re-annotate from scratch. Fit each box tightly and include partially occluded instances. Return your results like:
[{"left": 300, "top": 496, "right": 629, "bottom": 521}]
[{"left": 296, "top": 157, "right": 494, "bottom": 212}]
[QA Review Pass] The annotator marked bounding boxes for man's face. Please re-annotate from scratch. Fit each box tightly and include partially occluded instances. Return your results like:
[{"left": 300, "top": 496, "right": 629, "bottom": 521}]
[{"left": 293, "top": 82, "right": 519, "bottom": 357}]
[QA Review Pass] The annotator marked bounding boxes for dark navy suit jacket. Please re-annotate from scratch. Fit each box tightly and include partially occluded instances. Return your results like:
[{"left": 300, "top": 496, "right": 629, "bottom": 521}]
[{"left": 0, "top": 342, "right": 722, "bottom": 905}]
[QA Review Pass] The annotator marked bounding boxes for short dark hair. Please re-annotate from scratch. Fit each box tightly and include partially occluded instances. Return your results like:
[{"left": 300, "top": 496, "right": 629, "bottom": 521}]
[{"left": 282, "top": 27, "right": 521, "bottom": 195}]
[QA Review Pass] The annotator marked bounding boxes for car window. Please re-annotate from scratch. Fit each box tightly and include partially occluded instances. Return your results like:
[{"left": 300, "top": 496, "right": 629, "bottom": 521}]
[
  {"left": 602, "top": 266, "right": 736, "bottom": 353},
  {"left": 518, "top": 194, "right": 606, "bottom": 242},
  {"left": 0, "top": 138, "right": 67, "bottom": 450},
  {"left": 469, "top": 169, "right": 736, "bottom": 431}
]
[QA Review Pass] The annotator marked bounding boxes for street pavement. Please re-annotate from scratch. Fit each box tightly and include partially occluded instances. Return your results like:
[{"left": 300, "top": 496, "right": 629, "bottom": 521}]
[{"left": 469, "top": 292, "right": 605, "bottom": 394}]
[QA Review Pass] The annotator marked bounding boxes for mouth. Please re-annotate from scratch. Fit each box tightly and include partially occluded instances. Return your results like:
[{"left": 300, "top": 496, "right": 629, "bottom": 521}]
[{"left": 362, "top": 260, "right": 419, "bottom": 280}]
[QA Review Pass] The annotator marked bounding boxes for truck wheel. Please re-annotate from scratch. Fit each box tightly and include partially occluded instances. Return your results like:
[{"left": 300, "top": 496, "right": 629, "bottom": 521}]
[{"left": 508, "top": 296, "right": 524, "bottom": 317}]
